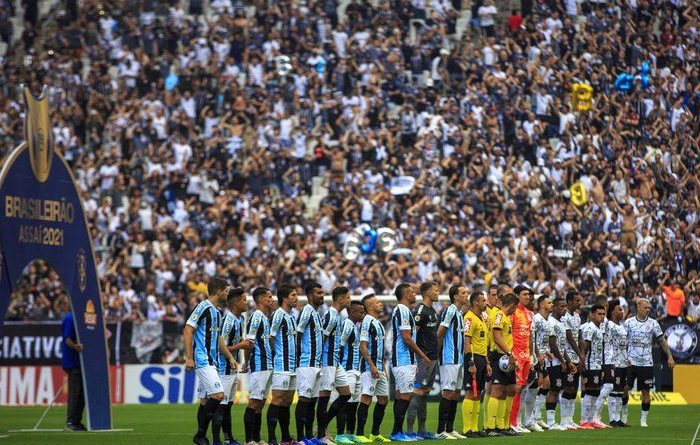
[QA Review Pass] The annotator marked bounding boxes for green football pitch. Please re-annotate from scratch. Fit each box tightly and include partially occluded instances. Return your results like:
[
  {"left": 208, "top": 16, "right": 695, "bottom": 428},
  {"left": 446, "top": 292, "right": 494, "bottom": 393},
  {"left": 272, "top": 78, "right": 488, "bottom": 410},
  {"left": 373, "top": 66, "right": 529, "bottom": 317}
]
[{"left": 1, "top": 403, "right": 699, "bottom": 445}]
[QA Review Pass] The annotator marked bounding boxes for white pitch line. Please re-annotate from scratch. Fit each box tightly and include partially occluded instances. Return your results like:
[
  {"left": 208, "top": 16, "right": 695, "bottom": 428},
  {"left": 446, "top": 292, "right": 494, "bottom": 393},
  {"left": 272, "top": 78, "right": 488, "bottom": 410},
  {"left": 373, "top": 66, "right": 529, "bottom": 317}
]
[{"left": 691, "top": 421, "right": 700, "bottom": 445}]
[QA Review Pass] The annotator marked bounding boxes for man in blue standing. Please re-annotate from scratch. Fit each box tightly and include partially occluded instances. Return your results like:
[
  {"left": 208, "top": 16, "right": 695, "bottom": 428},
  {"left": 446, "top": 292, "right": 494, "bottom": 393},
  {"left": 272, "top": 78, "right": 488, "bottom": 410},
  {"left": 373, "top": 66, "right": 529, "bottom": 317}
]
[{"left": 62, "top": 300, "right": 86, "bottom": 431}]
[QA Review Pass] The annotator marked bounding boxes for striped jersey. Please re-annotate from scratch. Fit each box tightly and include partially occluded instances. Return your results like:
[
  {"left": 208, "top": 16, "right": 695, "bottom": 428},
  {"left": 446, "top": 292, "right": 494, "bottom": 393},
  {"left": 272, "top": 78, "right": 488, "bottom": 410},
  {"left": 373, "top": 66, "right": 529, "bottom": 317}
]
[
  {"left": 391, "top": 303, "right": 416, "bottom": 367},
  {"left": 561, "top": 309, "right": 582, "bottom": 363},
  {"left": 339, "top": 319, "right": 361, "bottom": 371},
  {"left": 322, "top": 306, "right": 343, "bottom": 366},
  {"left": 360, "top": 314, "right": 385, "bottom": 372},
  {"left": 296, "top": 304, "right": 323, "bottom": 367},
  {"left": 439, "top": 303, "right": 464, "bottom": 365},
  {"left": 186, "top": 299, "right": 223, "bottom": 369},
  {"left": 270, "top": 307, "right": 297, "bottom": 372},
  {"left": 246, "top": 309, "right": 272, "bottom": 372},
  {"left": 582, "top": 321, "right": 604, "bottom": 371},
  {"left": 219, "top": 311, "right": 244, "bottom": 375}
]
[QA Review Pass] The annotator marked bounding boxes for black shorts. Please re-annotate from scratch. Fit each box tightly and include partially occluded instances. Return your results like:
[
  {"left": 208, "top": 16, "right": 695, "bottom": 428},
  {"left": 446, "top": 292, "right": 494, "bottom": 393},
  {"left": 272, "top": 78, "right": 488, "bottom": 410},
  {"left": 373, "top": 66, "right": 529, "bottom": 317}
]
[
  {"left": 614, "top": 367, "right": 627, "bottom": 391},
  {"left": 489, "top": 352, "right": 515, "bottom": 386},
  {"left": 565, "top": 367, "right": 580, "bottom": 389},
  {"left": 414, "top": 360, "right": 438, "bottom": 389},
  {"left": 464, "top": 354, "right": 488, "bottom": 393},
  {"left": 547, "top": 365, "right": 564, "bottom": 390},
  {"left": 583, "top": 369, "right": 602, "bottom": 388},
  {"left": 627, "top": 366, "right": 654, "bottom": 391},
  {"left": 602, "top": 365, "right": 615, "bottom": 384}
]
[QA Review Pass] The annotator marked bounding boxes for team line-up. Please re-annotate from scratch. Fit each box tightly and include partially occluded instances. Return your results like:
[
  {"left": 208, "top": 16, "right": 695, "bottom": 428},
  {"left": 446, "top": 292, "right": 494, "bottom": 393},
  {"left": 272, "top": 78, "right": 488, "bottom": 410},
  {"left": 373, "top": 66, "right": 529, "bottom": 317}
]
[{"left": 184, "top": 279, "right": 675, "bottom": 445}]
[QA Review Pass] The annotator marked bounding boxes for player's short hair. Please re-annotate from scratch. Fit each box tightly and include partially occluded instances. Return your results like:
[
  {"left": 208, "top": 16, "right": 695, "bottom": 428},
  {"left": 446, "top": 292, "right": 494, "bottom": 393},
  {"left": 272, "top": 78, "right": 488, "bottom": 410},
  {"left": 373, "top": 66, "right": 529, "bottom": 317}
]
[
  {"left": 305, "top": 281, "right": 322, "bottom": 296},
  {"left": 469, "top": 291, "right": 484, "bottom": 305},
  {"left": 607, "top": 299, "right": 621, "bottom": 318},
  {"left": 332, "top": 286, "right": 350, "bottom": 302},
  {"left": 565, "top": 290, "right": 579, "bottom": 303},
  {"left": 361, "top": 293, "right": 376, "bottom": 309},
  {"left": 552, "top": 296, "right": 565, "bottom": 305},
  {"left": 591, "top": 303, "right": 606, "bottom": 314},
  {"left": 420, "top": 281, "right": 438, "bottom": 295},
  {"left": 277, "top": 283, "right": 296, "bottom": 305},
  {"left": 537, "top": 294, "right": 550, "bottom": 306},
  {"left": 208, "top": 278, "right": 228, "bottom": 297},
  {"left": 227, "top": 287, "right": 245, "bottom": 303},
  {"left": 448, "top": 285, "right": 462, "bottom": 303},
  {"left": 350, "top": 301, "right": 365, "bottom": 310},
  {"left": 594, "top": 294, "right": 608, "bottom": 306},
  {"left": 395, "top": 283, "right": 412, "bottom": 301},
  {"left": 501, "top": 292, "right": 518, "bottom": 307},
  {"left": 489, "top": 284, "right": 499, "bottom": 292},
  {"left": 497, "top": 284, "right": 512, "bottom": 299},
  {"left": 252, "top": 287, "right": 271, "bottom": 303}
]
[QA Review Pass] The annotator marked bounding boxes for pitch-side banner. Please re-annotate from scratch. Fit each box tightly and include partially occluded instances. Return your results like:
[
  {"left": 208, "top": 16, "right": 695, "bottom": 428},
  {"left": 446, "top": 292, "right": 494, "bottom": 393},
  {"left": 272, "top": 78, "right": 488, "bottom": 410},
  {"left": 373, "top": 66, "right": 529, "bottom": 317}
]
[
  {"left": 660, "top": 318, "right": 700, "bottom": 364},
  {"left": 0, "top": 87, "right": 111, "bottom": 429}
]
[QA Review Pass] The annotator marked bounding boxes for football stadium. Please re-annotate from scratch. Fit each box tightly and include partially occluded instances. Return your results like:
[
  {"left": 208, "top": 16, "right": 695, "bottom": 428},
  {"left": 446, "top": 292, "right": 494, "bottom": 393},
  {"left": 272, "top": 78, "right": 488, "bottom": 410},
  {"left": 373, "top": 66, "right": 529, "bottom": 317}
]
[{"left": 1, "top": 0, "right": 699, "bottom": 444}]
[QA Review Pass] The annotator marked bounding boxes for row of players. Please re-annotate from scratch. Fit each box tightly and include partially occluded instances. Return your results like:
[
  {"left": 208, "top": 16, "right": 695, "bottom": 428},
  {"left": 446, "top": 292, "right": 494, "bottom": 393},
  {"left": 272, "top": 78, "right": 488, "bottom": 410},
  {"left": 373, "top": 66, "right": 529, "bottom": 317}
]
[{"left": 183, "top": 279, "right": 675, "bottom": 445}]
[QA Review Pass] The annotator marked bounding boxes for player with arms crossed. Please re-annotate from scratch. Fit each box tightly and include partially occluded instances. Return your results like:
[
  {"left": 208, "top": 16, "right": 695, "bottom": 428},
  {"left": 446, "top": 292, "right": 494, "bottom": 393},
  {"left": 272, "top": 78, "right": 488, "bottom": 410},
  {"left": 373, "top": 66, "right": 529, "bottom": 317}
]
[
  {"left": 545, "top": 297, "right": 576, "bottom": 430},
  {"left": 244, "top": 287, "right": 275, "bottom": 445},
  {"left": 296, "top": 282, "right": 325, "bottom": 445},
  {"left": 335, "top": 301, "right": 370, "bottom": 444},
  {"left": 390, "top": 283, "right": 430, "bottom": 441},
  {"left": 579, "top": 304, "right": 606, "bottom": 429},
  {"left": 212, "top": 288, "right": 252, "bottom": 445},
  {"left": 406, "top": 281, "right": 440, "bottom": 440},
  {"left": 605, "top": 299, "right": 628, "bottom": 427},
  {"left": 624, "top": 298, "right": 675, "bottom": 427},
  {"left": 184, "top": 278, "right": 237, "bottom": 445},
  {"left": 435, "top": 284, "right": 466, "bottom": 439},
  {"left": 356, "top": 294, "right": 391, "bottom": 443},
  {"left": 462, "top": 291, "right": 490, "bottom": 438},
  {"left": 560, "top": 291, "right": 584, "bottom": 428},
  {"left": 508, "top": 285, "right": 533, "bottom": 432},
  {"left": 267, "top": 284, "right": 299, "bottom": 445},
  {"left": 318, "top": 287, "right": 353, "bottom": 442}
]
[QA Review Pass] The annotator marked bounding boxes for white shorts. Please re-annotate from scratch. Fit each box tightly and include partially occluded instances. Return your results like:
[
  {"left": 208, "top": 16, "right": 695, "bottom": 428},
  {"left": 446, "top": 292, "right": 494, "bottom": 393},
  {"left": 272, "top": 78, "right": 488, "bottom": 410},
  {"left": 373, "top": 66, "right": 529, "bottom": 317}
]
[
  {"left": 320, "top": 365, "right": 350, "bottom": 391},
  {"left": 392, "top": 365, "right": 417, "bottom": 394},
  {"left": 439, "top": 364, "right": 464, "bottom": 391},
  {"left": 220, "top": 373, "right": 239, "bottom": 404},
  {"left": 271, "top": 372, "right": 297, "bottom": 391},
  {"left": 196, "top": 365, "right": 224, "bottom": 399},
  {"left": 361, "top": 370, "right": 389, "bottom": 397},
  {"left": 296, "top": 367, "right": 322, "bottom": 398},
  {"left": 347, "top": 370, "right": 362, "bottom": 403},
  {"left": 248, "top": 370, "right": 273, "bottom": 401}
]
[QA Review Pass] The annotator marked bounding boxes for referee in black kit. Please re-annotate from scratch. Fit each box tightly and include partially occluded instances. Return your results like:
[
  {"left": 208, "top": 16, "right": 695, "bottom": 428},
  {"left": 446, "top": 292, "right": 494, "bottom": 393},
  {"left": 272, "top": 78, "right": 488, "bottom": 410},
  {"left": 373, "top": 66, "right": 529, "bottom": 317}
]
[
  {"left": 405, "top": 281, "right": 440, "bottom": 440},
  {"left": 62, "top": 302, "right": 86, "bottom": 431}
]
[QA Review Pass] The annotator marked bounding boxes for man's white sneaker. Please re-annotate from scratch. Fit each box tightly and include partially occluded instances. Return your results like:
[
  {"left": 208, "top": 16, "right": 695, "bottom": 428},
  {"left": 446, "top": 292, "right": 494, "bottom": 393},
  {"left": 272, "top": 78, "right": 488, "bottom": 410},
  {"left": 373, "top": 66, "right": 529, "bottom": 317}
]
[
  {"left": 436, "top": 432, "right": 457, "bottom": 440},
  {"left": 536, "top": 420, "right": 550, "bottom": 430},
  {"left": 448, "top": 432, "right": 467, "bottom": 439},
  {"left": 514, "top": 425, "right": 531, "bottom": 434},
  {"left": 525, "top": 423, "right": 544, "bottom": 432},
  {"left": 548, "top": 424, "right": 568, "bottom": 431},
  {"left": 641, "top": 420, "right": 648, "bottom": 428}
]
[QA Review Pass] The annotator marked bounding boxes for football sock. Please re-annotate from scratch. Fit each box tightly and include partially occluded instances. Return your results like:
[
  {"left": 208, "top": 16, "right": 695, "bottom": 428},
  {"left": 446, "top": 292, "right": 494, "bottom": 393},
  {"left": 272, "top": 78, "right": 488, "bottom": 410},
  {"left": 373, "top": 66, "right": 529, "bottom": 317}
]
[
  {"left": 525, "top": 388, "right": 537, "bottom": 425},
  {"left": 391, "top": 399, "right": 409, "bottom": 435},
  {"left": 534, "top": 389, "right": 547, "bottom": 421},
  {"left": 317, "top": 396, "right": 330, "bottom": 438},
  {"left": 196, "top": 403, "right": 206, "bottom": 437},
  {"left": 372, "top": 402, "right": 387, "bottom": 436},
  {"left": 406, "top": 395, "right": 419, "bottom": 434},
  {"left": 222, "top": 403, "right": 233, "bottom": 441},
  {"left": 337, "top": 403, "right": 347, "bottom": 435},
  {"left": 471, "top": 401, "right": 481, "bottom": 432},
  {"left": 267, "top": 404, "right": 280, "bottom": 443},
  {"left": 504, "top": 395, "right": 514, "bottom": 428},
  {"left": 212, "top": 404, "right": 226, "bottom": 443},
  {"left": 545, "top": 401, "right": 557, "bottom": 426},
  {"left": 306, "top": 398, "right": 317, "bottom": 439},
  {"left": 295, "top": 400, "right": 308, "bottom": 440},
  {"left": 325, "top": 394, "right": 351, "bottom": 432},
  {"left": 280, "top": 405, "right": 292, "bottom": 442},
  {"left": 595, "top": 383, "right": 613, "bottom": 419},
  {"left": 244, "top": 407, "right": 256, "bottom": 443},
  {"left": 483, "top": 393, "right": 490, "bottom": 426},
  {"left": 609, "top": 393, "right": 621, "bottom": 422},
  {"left": 254, "top": 412, "right": 262, "bottom": 442},
  {"left": 199, "top": 397, "right": 221, "bottom": 438},
  {"left": 437, "top": 397, "right": 451, "bottom": 433},
  {"left": 509, "top": 392, "right": 520, "bottom": 426},
  {"left": 462, "top": 398, "right": 474, "bottom": 432},
  {"left": 356, "top": 402, "right": 369, "bottom": 436},
  {"left": 621, "top": 394, "right": 629, "bottom": 423},
  {"left": 494, "top": 398, "right": 506, "bottom": 429},
  {"left": 417, "top": 395, "right": 429, "bottom": 433},
  {"left": 562, "top": 392, "right": 576, "bottom": 424},
  {"left": 345, "top": 402, "right": 358, "bottom": 436},
  {"left": 581, "top": 394, "right": 593, "bottom": 423},
  {"left": 641, "top": 401, "right": 650, "bottom": 423},
  {"left": 447, "top": 400, "right": 458, "bottom": 432}
]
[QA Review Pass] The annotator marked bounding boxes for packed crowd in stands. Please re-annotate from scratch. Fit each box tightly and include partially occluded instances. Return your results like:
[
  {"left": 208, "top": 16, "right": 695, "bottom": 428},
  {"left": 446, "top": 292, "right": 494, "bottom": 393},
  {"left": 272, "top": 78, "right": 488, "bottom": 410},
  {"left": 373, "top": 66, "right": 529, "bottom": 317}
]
[{"left": 1, "top": 0, "right": 699, "bottom": 324}]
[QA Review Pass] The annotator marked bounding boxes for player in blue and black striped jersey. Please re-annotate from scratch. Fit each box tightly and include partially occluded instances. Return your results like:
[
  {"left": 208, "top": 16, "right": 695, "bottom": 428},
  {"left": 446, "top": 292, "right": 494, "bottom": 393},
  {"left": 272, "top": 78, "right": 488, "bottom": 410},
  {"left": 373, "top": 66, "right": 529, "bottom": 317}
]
[
  {"left": 243, "top": 287, "right": 274, "bottom": 445},
  {"left": 184, "top": 278, "right": 237, "bottom": 445},
  {"left": 336, "top": 301, "right": 369, "bottom": 444},
  {"left": 356, "top": 294, "right": 390, "bottom": 443},
  {"left": 212, "top": 287, "right": 252, "bottom": 445},
  {"left": 390, "top": 283, "right": 429, "bottom": 442},
  {"left": 436, "top": 284, "right": 467, "bottom": 438},
  {"left": 317, "top": 287, "right": 352, "bottom": 443},
  {"left": 267, "top": 284, "right": 299, "bottom": 445},
  {"left": 295, "top": 282, "right": 325, "bottom": 445}
]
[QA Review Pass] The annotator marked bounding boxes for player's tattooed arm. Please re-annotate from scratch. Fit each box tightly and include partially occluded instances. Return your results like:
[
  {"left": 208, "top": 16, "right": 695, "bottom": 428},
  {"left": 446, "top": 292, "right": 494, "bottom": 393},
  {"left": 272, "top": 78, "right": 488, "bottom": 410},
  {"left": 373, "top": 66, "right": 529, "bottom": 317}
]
[
  {"left": 549, "top": 335, "right": 566, "bottom": 367},
  {"left": 580, "top": 340, "right": 590, "bottom": 371},
  {"left": 657, "top": 335, "right": 676, "bottom": 368}
]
